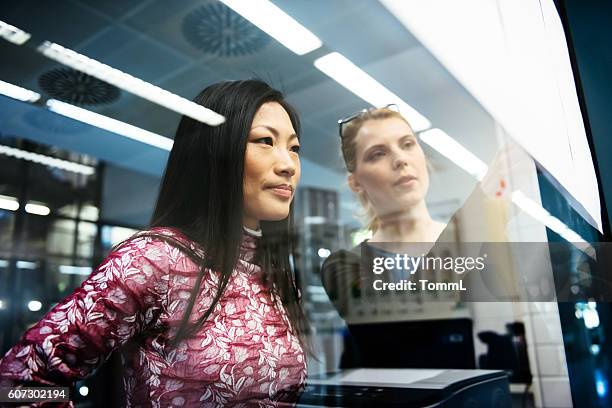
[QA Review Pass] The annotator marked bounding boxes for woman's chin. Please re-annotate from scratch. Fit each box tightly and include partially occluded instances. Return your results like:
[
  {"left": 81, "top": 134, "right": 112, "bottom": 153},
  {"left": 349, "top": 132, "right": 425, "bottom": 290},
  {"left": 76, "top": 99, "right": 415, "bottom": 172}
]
[{"left": 260, "top": 210, "right": 290, "bottom": 222}]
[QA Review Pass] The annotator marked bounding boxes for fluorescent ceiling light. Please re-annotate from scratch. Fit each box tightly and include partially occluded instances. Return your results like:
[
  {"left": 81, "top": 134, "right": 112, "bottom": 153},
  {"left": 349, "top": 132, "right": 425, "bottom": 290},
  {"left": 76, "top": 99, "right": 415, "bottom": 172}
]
[
  {"left": 317, "top": 248, "right": 331, "bottom": 258},
  {"left": 419, "top": 128, "right": 488, "bottom": 180},
  {"left": 304, "top": 216, "right": 326, "bottom": 225},
  {"left": 37, "top": 41, "right": 225, "bottom": 126},
  {"left": 17, "top": 261, "right": 38, "bottom": 269},
  {"left": 59, "top": 265, "right": 93, "bottom": 276},
  {"left": 0, "top": 144, "right": 95, "bottom": 175},
  {"left": 27, "top": 300, "right": 42, "bottom": 312},
  {"left": 25, "top": 202, "right": 50, "bottom": 216},
  {"left": 0, "top": 20, "right": 31, "bottom": 45},
  {"left": 46, "top": 99, "right": 174, "bottom": 151},
  {"left": 0, "top": 259, "right": 9, "bottom": 268},
  {"left": 220, "top": 0, "right": 322, "bottom": 55},
  {"left": 0, "top": 195, "right": 19, "bottom": 211},
  {"left": 511, "top": 190, "right": 587, "bottom": 243},
  {"left": 314, "top": 52, "right": 431, "bottom": 132},
  {"left": 0, "top": 79, "right": 40, "bottom": 102}
]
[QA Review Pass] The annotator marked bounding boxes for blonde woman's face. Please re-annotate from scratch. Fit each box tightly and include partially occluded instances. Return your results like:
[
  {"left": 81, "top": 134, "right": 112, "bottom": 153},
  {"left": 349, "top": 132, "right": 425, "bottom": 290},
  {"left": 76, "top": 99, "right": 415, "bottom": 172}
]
[{"left": 348, "top": 117, "right": 429, "bottom": 217}]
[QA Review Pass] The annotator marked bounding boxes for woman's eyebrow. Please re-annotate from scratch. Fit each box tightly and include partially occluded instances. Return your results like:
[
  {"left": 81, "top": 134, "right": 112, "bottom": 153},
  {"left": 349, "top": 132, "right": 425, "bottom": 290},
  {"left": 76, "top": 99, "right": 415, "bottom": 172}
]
[
  {"left": 251, "top": 125, "right": 297, "bottom": 140},
  {"left": 250, "top": 125, "right": 279, "bottom": 135},
  {"left": 363, "top": 143, "right": 386, "bottom": 154},
  {"left": 399, "top": 134, "right": 417, "bottom": 141}
]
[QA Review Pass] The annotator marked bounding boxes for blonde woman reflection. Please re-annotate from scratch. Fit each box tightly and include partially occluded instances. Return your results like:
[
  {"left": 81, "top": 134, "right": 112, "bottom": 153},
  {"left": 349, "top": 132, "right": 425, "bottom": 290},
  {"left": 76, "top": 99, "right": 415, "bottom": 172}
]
[
  {"left": 342, "top": 105, "right": 445, "bottom": 243},
  {"left": 321, "top": 106, "right": 476, "bottom": 369}
]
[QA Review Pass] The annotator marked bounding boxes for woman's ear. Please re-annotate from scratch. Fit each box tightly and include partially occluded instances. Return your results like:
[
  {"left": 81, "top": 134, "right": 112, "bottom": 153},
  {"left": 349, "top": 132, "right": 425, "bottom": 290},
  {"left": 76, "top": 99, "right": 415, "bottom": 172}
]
[{"left": 348, "top": 173, "right": 363, "bottom": 194}]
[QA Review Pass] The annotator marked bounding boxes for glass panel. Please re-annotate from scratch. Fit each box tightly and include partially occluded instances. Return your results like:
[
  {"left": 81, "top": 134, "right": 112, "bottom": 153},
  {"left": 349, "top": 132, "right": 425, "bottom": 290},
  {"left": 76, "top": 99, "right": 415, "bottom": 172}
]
[
  {"left": 101, "top": 225, "right": 138, "bottom": 254},
  {"left": 0, "top": 210, "right": 15, "bottom": 251},
  {"left": 79, "top": 204, "right": 99, "bottom": 222},
  {"left": 45, "top": 219, "right": 76, "bottom": 257},
  {"left": 76, "top": 221, "right": 97, "bottom": 259}
]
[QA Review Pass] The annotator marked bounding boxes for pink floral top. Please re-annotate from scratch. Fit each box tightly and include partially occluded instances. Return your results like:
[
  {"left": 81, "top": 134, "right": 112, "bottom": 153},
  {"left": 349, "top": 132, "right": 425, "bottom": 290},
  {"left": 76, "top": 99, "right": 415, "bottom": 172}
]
[{"left": 0, "top": 227, "right": 307, "bottom": 407}]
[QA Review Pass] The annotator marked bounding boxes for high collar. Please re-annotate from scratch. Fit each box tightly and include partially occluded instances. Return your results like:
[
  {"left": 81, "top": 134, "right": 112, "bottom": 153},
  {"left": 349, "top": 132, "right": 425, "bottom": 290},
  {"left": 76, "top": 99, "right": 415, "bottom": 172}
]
[{"left": 239, "top": 227, "right": 261, "bottom": 263}]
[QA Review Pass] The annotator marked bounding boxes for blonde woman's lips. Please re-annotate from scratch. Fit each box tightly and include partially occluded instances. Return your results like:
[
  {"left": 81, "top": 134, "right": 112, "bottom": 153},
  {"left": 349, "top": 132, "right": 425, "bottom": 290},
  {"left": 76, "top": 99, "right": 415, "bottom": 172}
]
[{"left": 394, "top": 175, "right": 417, "bottom": 186}]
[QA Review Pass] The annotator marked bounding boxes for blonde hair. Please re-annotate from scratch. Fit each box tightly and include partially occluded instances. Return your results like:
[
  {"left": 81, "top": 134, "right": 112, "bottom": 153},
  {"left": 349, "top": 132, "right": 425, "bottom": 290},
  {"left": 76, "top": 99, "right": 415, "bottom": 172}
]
[{"left": 340, "top": 107, "right": 414, "bottom": 232}]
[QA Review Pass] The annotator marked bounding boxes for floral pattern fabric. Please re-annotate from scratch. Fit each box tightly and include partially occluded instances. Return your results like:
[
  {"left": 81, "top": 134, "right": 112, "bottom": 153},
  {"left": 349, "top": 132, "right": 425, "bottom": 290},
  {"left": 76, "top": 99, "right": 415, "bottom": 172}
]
[{"left": 0, "top": 227, "right": 307, "bottom": 407}]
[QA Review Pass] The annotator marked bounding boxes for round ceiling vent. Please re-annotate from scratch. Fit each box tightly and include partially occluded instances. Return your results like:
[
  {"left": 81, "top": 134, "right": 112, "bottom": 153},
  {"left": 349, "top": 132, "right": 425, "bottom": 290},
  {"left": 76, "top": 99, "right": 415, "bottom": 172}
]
[
  {"left": 38, "top": 68, "right": 120, "bottom": 106},
  {"left": 182, "top": 3, "right": 270, "bottom": 57}
]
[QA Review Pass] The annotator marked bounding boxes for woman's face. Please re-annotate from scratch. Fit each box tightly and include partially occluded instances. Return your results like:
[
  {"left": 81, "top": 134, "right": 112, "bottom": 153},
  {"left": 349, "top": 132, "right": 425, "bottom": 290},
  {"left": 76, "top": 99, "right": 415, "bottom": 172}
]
[
  {"left": 243, "top": 102, "right": 301, "bottom": 229},
  {"left": 348, "top": 117, "right": 429, "bottom": 217}
]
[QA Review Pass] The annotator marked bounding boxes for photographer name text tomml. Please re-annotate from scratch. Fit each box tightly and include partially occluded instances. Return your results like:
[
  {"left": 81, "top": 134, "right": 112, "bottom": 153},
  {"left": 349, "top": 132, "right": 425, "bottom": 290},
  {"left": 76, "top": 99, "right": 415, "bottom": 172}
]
[{"left": 373, "top": 279, "right": 467, "bottom": 292}]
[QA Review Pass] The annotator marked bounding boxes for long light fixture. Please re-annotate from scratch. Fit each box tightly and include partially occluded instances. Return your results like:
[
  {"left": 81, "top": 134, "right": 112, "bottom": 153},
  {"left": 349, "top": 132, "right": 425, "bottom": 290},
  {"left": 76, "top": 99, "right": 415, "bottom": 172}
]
[
  {"left": 25, "top": 202, "right": 50, "bottom": 216},
  {"left": 59, "top": 265, "right": 93, "bottom": 276},
  {"left": 0, "top": 20, "right": 31, "bottom": 45},
  {"left": 17, "top": 261, "right": 37, "bottom": 270},
  {"left": 314, "top": 52, "right": 431, "bottom": 132},
  {"left": 511, "top": 191, "right": 587, "bottom": 243},
  {"left": 0, "top": 144, "right": 95, "bottom": 175},
  {"left": 0, "top": 79, "right": 40, "bottom": 102},
  {"left": 0, "top": 195, "right": 19, "bottom": 211},
  {"left": 219, "top": 0, "right": 322, "bottom": 55},
  {"left": 46, "top": 99, "right": 174, "bottom": 151},
  {"left": 37, "top": 41, "right": 225, "bottom": 126},
  {"left": 419, "top": 128, "right": 488, "bottom": 180}
]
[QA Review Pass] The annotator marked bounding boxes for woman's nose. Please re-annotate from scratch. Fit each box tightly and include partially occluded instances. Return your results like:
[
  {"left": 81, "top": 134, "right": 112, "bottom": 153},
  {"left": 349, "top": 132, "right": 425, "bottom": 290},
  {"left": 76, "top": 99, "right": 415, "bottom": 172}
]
[
  {"left": 274, "top": 148, "right": 296, "bottom": 177},
  {"left": 392, "top": 152, "right": 409, "bottom": 170}
]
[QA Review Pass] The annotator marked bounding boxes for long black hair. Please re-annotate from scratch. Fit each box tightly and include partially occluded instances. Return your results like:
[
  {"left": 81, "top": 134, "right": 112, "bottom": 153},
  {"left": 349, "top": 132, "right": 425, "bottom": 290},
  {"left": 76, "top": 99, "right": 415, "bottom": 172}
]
[{"left": 141, "top": 79, "right": 310, "bottom": 349}]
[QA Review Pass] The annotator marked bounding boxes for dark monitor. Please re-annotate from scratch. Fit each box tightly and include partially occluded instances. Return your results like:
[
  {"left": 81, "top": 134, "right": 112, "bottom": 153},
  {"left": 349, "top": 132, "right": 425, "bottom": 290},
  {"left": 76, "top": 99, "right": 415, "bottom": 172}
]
[{"left": 340, "top": 318, "right": 476, "bottom": 369}]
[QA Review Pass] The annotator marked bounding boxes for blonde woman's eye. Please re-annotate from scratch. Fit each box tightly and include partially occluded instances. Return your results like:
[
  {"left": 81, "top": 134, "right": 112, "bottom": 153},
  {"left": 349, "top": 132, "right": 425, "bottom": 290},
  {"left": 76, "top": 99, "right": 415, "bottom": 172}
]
[
  {"left": 254, "top": 137, "right": 273, "bottom": 146},
  {"left": 368, "top": 151, "right": 385, "bottom": 161}
]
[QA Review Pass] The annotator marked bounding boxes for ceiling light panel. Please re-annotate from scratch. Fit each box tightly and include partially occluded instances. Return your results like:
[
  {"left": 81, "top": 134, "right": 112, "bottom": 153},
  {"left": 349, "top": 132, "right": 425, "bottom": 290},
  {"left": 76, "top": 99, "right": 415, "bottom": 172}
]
[
  {"left": 0, "top": 195, "right": 19, "bottom": 211},
  {"left": 219, "top": 0, "right": 322, "bottom": 55},
  {"left": 0, "top": 144, "right": 95, "bottom": 175},
  {"left": 0, "top": 20, "right": 31, "bottom": 45},
  {"left": 46, "top": 99, "right": 174, "bottom": 151},
  {"left": 0, "top": 79, "right": 41, "bottom": 103},
  {"left": 37, "top": 41, "right": 225, "bottom": 126},
  {"left": 419, "top": 128, "right": 487, "bottom": 180},
  {"left": 25, "top": 203, "right": 50, "bottom": 216},
  {"left": 314, "top": 52, "right": 431, "bottom": 132}
]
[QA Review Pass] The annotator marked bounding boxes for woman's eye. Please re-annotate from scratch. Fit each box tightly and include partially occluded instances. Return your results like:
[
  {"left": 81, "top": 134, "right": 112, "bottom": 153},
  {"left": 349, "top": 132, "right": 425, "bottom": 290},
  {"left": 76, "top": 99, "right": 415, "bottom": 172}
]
[
  {"left": 368, "top": 151, "right": 385, "bottom": 161},
  {"left": 290, "top": 145, "right": 301, "bottom": 154},
  {"left": 403, "top": 141, "right": 414, "bottom": 148},
  {"left": 254, "top": 137, "right": 273, "bottom": 146}
]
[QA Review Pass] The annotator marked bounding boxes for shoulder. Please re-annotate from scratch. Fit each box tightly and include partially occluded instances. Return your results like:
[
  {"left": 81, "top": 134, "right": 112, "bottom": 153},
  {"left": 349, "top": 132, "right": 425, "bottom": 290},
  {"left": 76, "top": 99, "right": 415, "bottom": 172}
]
[
  {"left": 432, "top": 221, "right": 448, "bottom": 240},
  {"left": 123, "top": 227, "right": 198, "bottom": 251},
  {"left": 108, "top": 227, "right": 199, "bottom": 269}
]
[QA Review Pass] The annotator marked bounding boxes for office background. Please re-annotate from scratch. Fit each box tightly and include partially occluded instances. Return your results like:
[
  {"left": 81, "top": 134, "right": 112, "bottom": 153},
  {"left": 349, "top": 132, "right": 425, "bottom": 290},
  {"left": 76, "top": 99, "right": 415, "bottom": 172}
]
[{"left": 1, "top": 1, "right": 611, "bottom": 407}]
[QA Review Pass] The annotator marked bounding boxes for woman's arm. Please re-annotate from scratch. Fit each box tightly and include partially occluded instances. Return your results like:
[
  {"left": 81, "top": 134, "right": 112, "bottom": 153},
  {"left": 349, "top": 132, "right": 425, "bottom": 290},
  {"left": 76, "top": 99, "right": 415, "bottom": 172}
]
[{"left": 0, "top": 235, "right": 171, "bottom": 389}]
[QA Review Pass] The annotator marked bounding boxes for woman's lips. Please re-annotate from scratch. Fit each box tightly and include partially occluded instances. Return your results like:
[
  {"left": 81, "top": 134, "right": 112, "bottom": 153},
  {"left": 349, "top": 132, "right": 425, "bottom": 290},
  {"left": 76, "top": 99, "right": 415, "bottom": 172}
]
[
  {"left": 394, "top": 176, "right": 417, "bottom": 187},
  {"left": 267, "top": 185, "right": 293, "bottom": 198}
]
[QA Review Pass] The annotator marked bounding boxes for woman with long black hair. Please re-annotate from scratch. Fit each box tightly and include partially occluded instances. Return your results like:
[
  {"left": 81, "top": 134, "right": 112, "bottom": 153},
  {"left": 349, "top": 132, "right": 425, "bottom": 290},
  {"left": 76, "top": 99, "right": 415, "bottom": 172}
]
[{"left": 0, "top": 79, "right": 310, "bottom": 406}]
